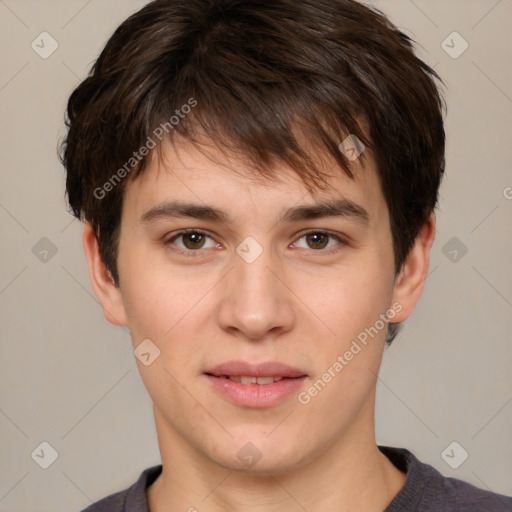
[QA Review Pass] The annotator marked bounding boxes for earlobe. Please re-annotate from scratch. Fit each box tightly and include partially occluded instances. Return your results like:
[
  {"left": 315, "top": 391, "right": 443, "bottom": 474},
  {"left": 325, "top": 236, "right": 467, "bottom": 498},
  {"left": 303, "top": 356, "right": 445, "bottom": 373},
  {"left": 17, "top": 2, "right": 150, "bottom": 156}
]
[
  {"left": 391, "top": 214, "right": 436, "bottom": 323},
  {"left": 82, "top": 223, "right": 127, "bottom": 327}
]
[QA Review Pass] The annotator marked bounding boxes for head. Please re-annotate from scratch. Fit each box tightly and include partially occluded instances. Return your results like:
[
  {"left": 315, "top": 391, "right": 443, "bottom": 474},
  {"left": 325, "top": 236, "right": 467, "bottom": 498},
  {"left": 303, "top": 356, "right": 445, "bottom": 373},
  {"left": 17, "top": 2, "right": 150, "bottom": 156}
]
[{"left": 60, "top": 0, "right": 445, "bottom": 473}]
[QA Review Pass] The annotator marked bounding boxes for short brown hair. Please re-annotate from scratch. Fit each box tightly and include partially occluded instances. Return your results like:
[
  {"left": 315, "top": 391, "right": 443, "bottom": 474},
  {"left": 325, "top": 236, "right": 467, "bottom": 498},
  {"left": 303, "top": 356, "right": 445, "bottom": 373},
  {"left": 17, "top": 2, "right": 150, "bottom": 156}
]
[{"left": 60, "top": 0, "right": 445, "bottom": 342}]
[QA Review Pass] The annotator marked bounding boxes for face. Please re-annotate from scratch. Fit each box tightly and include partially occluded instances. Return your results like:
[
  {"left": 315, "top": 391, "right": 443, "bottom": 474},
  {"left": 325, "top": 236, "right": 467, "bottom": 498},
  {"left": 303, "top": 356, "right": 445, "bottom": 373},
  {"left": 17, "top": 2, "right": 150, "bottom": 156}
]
[{"left": 89, "top": 137, "right": 427, "bottom": 474}]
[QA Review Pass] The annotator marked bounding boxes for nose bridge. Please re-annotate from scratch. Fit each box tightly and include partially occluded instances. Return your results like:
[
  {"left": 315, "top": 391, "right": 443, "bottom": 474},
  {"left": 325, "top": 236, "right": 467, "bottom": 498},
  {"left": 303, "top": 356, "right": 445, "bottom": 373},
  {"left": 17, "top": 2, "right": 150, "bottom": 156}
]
[
  {"left": 236, "top": 251, "right": 278, "bottom": 300},
  {"left": 216, "top": 240, "right": 295, "bottom": 340}
]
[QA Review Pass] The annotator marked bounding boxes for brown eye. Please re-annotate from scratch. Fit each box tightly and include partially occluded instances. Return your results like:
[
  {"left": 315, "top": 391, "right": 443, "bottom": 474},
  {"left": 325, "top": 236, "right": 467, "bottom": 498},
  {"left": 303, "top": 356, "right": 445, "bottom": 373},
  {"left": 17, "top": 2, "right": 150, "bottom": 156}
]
[
  {"left": 182, "top": 232, "right": 206, "bottom": 250},
  {"left": 167, "top": 230, "right": 217, "bottom": 253},
  {"left": 306, "top": 233, "right": 329, "bottom": 250},
  {"left": 294, "top": 231, "right": 345, "bottom": 252}
]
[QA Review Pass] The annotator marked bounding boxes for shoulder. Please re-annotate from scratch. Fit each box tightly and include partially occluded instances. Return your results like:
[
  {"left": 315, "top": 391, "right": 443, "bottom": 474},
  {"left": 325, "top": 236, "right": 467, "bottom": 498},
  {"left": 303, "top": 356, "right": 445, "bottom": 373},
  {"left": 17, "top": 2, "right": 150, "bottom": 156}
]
[
  {"left": 424, "top": 470, "right": 512, "bottom": 511},
  {"left": 79, "top": 465, "right": 162, "bottom": 512},
  {"left": 80, "top": 488, "right": 128, "bottom": 512},
  {"left": 381, "top": 446, "right": 512, "bottom": 512}
]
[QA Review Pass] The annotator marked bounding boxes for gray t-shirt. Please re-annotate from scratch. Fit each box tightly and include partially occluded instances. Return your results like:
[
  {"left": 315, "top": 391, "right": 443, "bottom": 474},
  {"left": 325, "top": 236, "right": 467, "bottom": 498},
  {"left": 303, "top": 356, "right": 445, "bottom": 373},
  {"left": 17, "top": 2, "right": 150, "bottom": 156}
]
[{"left": 81, "top": 446, "right": 512, "bottom": 511}]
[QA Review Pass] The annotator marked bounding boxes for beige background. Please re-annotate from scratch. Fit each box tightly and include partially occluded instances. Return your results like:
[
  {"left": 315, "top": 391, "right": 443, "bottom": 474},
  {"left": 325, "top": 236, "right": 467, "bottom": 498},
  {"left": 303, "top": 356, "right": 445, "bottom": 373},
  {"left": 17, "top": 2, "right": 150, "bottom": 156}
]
[{"left": 0, "top": 0, "right": 511, "bottom": 510}]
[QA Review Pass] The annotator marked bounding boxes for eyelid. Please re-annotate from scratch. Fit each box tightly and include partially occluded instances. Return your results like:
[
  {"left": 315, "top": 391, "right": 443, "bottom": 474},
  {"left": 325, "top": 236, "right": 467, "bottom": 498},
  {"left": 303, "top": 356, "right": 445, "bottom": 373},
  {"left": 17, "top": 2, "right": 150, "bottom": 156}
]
[
  {"left": 292, "top": 229, "right": 348, "bottom": 253},
  {"left": 294, "top": 228, "right": 348, "bottom": 241},
  {"left": 165, "top": 228, "right": 213, "bottom": 240},
  {"left": 164, "top": 228, "right": 219, "bottom": 256}
]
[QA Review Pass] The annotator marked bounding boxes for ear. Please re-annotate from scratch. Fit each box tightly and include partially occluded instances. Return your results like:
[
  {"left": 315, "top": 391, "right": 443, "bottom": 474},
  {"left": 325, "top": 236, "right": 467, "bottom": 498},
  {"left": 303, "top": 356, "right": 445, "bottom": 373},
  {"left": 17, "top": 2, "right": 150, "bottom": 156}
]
[
  {"left": 82, "top": 222, "right": 127, "bottom": 326},
  {"left": 391, "top": 213, "right": 436, "bottom": 322}
]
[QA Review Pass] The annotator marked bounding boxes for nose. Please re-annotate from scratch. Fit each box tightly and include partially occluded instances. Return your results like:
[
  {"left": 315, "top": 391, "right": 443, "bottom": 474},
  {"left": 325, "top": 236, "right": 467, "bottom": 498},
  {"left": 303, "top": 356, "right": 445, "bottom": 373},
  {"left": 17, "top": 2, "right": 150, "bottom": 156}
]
[{"left": 215, "top": 247, "right": 296, "bottom": 341}]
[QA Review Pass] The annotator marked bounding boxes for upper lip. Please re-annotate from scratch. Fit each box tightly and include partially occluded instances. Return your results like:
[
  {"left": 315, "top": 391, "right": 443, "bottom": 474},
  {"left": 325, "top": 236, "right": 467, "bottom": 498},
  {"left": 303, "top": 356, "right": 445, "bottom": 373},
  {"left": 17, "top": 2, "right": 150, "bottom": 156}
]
[{"left": 205, "top": 361, "right": 307, "bottom": 378}]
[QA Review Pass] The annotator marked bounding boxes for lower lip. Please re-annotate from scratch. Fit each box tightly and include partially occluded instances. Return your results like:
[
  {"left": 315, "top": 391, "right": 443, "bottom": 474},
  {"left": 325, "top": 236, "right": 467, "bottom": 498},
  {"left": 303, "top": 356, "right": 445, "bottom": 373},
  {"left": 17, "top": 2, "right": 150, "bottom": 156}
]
[{"left": 205, "top": 375, "right": 307, "bottom": 408}]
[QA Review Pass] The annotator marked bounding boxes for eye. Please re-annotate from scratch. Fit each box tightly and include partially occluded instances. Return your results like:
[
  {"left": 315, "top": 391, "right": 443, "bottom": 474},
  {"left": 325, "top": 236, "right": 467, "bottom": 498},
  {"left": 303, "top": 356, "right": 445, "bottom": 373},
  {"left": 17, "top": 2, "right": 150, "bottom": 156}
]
[
  {"left": 165, "top": 229, "right": 347, "bottom": 257},
  {"left": 166, "top": 229, "right": 218, "bottom": 254},
  {"left": 294, "top": 231, "right": 345, "bottom": 252}
]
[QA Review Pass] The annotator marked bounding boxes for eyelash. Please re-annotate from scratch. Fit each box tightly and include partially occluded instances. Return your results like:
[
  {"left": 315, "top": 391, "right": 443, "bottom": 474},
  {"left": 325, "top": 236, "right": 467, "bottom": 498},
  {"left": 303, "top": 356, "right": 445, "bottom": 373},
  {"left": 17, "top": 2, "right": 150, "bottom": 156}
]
[{"left": 164, "top": 228, "right": 348, "bottom": 257}]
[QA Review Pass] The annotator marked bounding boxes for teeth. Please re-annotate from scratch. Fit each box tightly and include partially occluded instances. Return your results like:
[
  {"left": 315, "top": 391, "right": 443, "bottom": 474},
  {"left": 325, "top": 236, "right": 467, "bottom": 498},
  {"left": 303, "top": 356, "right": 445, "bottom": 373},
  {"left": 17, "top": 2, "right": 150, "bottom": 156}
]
[
  {"left": 254, "top": 376, "right": 275, "bottom": 385},
  {"left": 226, "top": 376, "right": 284, "bottom": 385}
]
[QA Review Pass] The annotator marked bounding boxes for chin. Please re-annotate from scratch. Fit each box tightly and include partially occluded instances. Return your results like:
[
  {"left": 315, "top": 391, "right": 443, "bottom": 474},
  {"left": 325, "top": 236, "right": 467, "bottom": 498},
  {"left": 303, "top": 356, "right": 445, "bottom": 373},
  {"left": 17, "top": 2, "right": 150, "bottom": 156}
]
[{"left": 202, "top": 431, "right": 311, "bottom": 475}]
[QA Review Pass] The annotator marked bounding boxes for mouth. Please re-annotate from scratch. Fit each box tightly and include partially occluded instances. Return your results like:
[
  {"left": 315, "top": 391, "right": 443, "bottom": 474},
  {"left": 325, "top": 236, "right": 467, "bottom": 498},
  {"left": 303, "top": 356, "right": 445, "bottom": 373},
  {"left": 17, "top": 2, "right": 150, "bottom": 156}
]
[
  {"left": 204, "top": 361, "right": 308, "bottom": 407},
  {"left": 206, "top": 375, "right": 298, "bottom": 385},
  {"left": 205, "top": 360, "right": 307, "bottom": 380}
]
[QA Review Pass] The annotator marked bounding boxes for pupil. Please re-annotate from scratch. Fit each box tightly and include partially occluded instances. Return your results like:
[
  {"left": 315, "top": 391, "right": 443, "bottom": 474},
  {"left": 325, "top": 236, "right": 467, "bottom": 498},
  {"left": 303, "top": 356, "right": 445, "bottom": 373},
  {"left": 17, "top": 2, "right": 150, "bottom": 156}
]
[
  {"left": 308, "top": 233, "right": 328, "bottom": 249},
  {"left": 184, "top": 233, "right": 204, "bottom": 249}
]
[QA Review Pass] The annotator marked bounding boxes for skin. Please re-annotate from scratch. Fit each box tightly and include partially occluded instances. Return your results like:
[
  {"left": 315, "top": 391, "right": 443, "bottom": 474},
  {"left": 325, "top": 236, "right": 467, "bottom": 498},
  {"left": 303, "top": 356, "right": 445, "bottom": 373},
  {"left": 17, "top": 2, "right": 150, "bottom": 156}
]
[{"left": 83, "top": 136, "right": 435, "bottom": 512}]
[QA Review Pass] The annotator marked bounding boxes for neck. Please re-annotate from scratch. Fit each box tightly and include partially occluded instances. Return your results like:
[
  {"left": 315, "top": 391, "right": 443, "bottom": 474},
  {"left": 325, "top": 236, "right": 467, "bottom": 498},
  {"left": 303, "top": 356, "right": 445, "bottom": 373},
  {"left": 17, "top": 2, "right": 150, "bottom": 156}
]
[{"left": 147, "top": 399, "right": 406, "bottom": 512}]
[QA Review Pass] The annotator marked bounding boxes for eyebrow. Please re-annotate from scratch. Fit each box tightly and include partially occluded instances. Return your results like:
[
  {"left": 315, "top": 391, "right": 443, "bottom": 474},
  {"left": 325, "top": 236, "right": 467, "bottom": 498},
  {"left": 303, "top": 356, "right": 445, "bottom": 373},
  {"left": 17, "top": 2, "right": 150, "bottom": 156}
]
[{"left": 140, "top": 198, "right": 369, "bottom": 225}]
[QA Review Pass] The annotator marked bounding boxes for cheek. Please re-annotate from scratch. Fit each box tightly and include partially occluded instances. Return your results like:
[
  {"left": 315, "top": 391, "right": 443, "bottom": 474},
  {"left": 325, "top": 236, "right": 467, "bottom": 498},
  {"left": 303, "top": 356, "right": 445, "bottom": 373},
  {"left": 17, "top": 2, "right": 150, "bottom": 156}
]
[
  {"left": 119, "top": 253, "right": 219, "bottom": 365},
  {"left": 117, "top": 238, "right": 183, "bottom": 333},
  {"left": 296, "top": 260, "right": 395, "bottom": 415},
  {"left": 122, "top": 273, "right": 196, "bottom": 342},
  {"left": 307, "top": 261, "right": 395, "bottom": 343},
  {"left": 296, "top": 270, "right": 394, "bottom": 432}
]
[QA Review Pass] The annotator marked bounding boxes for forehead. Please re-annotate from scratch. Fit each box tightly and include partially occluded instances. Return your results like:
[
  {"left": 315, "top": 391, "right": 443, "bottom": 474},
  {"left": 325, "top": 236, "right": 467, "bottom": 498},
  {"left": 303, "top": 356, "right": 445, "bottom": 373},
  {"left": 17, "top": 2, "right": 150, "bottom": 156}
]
[{"left": 122, "top": 137, "right": 387, "bottom": 225}]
